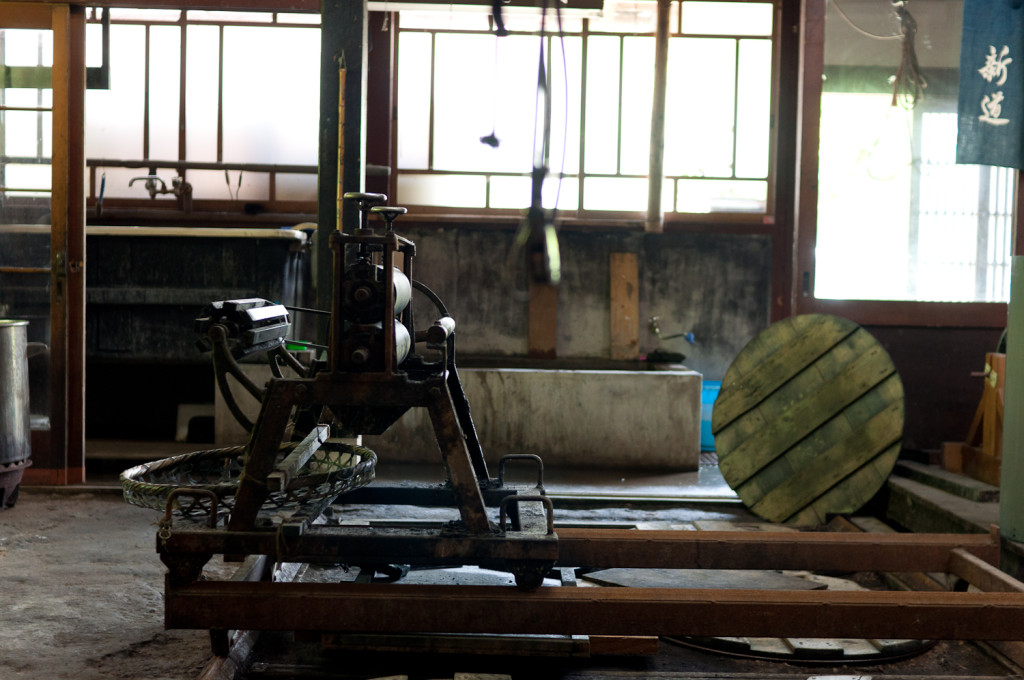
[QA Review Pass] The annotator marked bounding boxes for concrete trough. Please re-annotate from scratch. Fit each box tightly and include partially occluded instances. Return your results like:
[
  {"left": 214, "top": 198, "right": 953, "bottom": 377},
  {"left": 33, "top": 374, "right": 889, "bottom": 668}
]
[{"left": 364, "top": 368, "right": 701, "bottom": 471}]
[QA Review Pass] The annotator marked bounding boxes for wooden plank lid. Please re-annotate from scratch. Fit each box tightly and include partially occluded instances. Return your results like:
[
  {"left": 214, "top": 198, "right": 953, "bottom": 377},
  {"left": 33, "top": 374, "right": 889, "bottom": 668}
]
[{"left": 711, "top": 314, "right": 904, "bottom": 525}]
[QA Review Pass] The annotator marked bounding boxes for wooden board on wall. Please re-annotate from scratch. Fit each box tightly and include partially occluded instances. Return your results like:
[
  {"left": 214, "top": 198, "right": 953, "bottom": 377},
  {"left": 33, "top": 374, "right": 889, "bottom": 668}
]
[
  {"left": 528, "top": 281, "right": 558, "bottom": 359},
  {"left": 610, "top": 252, "right": 639, "bottom": 360},
  {"left": 712, "top": 314, "right": 904, "bottom": 525}
]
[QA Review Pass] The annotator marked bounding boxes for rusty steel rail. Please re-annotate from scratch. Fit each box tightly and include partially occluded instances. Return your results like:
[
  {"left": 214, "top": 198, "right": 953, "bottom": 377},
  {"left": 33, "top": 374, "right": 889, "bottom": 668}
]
[
  {"left": 158, "top": 528, "right": 999, "bottom": 574},
  {"left": 158, "top": 527, "right": 1024, "bottom": 641},
  {"left": 555, "top": 528, "right": 1001, "bottom": 573},
  {"left": 166, "top": 581, "right": 1024, "bottom": 641}
]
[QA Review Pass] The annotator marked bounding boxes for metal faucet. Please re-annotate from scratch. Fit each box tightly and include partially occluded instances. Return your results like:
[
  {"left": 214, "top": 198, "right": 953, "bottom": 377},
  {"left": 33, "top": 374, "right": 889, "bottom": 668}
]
[
  {"left": 128, "top": 174, "right": 166, "bottom": 198},
  {"left": 128, "top": 174, "right": 193, "bottom": 213}
]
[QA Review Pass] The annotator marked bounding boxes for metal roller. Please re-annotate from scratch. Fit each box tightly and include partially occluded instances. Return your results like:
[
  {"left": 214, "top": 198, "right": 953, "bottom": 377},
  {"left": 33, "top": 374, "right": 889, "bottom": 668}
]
[
  {"left": 341, "top": 320, "right": 411, "bottom": 371},
  {"left": 342, "top": 263, "right": 412, "bottom": 323}
]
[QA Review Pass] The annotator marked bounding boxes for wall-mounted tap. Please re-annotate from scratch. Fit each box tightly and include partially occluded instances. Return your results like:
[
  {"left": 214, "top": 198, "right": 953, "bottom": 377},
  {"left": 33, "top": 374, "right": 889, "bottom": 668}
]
[
  {"left": 128, "top": 174, "right": 193, "bottom": 214},
  {"left": 171, "top": 176, "right": 193, "bottom": 214},
  {"left": 128, "top": 174, "right": 166, "bottom": 199}
]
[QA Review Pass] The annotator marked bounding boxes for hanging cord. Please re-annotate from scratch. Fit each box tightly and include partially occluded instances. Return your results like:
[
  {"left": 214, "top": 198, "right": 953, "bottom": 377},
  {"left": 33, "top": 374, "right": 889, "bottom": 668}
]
[
  {"left": 551, "top": 2, "right": 569, "bottom": 214},
  {"left": 507, "top": 0, "right": 562, "bottom": 287},
  {"left": 890, "top": 1, "right": 926, "bottom": 108},
  {"left": 480, "top": 35, "right": 502, "bottom": 148},
  {"left": 531, "top": 0, "right": 552, "bottom": 181},
  {"left": 829, "top": 0, "right": 902, "bottom": 41}
]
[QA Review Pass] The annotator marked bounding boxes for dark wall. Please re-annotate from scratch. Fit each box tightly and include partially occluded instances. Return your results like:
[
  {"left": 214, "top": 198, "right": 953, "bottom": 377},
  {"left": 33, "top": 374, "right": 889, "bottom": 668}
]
[
  {"left": 868, "top": 326, "right": 1003, "bottom": 454},
  {"left": 398, "top": 222, "right": 1001, "bottom": 454},
  {"left": 399, "top": 225, "right": 774, "bottom": 380}
]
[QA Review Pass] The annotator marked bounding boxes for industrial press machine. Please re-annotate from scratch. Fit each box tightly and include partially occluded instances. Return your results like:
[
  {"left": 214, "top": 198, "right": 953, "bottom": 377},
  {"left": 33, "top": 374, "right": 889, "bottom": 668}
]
[
  {"left": 125, "top": 3, "right": 1024, "bottom": 656},
  {"left": 131, "top": 191, "right": 1024, "bottom": 656}
]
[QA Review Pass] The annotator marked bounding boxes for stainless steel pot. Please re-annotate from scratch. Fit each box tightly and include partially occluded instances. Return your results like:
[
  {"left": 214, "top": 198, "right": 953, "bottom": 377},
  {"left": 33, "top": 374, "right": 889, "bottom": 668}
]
[{"left": 0, "top": 320, "right": 36, "bottom": 465}]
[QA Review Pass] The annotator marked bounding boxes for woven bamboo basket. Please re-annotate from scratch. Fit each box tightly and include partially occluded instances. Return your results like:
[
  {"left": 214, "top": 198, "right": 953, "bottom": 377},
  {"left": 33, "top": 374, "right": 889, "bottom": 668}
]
[{"left": 120, "top": 440, "right": 376, "bottom": 520}]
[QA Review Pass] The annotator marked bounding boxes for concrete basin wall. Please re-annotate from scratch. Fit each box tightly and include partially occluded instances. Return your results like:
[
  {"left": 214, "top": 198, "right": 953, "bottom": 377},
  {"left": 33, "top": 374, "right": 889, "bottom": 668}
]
[{"left": 364, "top": 368, "right": 701, "bottom": 471}]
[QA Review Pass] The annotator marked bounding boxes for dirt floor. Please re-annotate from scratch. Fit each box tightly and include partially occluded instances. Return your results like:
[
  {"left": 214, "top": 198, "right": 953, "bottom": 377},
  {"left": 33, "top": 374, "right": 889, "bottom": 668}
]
[
  {"left": 3, "top": 489, "right": 1023, "bottom": 680},
  {"left": 1, "top": 491, "right": 212, "bottom": 680}
]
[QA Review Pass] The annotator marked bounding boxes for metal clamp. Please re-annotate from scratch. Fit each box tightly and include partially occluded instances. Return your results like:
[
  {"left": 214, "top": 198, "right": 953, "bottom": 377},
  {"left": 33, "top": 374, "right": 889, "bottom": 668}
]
[
  {"left": 498, "top": 453, "right": 545, "bottom": 492},
  {"left": 161, "top": 488, "right": 220, "bottom": 537},
  {"left": 499, "top": 494, "right": 554, "bottom": 535}
]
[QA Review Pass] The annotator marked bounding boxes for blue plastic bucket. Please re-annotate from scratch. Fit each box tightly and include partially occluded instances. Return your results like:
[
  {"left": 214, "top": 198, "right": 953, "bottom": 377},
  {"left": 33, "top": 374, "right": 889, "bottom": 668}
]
[{"left": 700, "top": 380, "right": 721, "bottom": 452}]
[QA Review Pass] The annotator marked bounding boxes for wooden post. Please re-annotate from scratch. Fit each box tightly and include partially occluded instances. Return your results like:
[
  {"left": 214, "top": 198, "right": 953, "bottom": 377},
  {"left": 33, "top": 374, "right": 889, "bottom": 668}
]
[
  {"left": 645, "top": 0, "right": 671, "bottom": 233},
  {"left": 527, "top": 282, "right": 558, "bottom": 359},
  {"left": 67, "top": 5, "right": 86, "bottom": 483}
]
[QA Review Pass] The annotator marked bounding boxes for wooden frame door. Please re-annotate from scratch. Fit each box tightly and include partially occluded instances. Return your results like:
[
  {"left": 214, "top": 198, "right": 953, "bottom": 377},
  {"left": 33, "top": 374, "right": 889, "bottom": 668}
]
[{"left": 0, "top": 2, "right": 85, "bottom": 484}]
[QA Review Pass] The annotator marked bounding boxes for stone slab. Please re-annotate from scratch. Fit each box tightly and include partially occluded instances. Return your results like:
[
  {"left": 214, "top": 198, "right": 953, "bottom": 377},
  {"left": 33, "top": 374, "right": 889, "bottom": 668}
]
[
  {"left": 885, "top": 475, "right": 1000, "bottom": 535},
  {"left": 895, "top": 460, "right": 999, "bottom": 503}
]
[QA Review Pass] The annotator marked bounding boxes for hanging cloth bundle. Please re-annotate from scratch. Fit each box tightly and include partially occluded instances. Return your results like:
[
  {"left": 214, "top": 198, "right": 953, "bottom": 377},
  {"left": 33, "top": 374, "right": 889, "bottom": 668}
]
[
  {"left": 956, "top": 0, "right": 1024, "bottom": 168},
  {"left": 890, "top": 1, "right": 926, "bottom": 107}
]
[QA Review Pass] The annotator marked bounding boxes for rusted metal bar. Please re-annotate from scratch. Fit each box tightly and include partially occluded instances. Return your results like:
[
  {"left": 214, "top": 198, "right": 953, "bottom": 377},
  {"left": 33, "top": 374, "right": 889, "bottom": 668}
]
[
  {"left": 165, "top": 581, "right": 1024, "bottom": 641},
  {"left": 0, "top": 266, "right": 50, "bottom": 274},
  {"left": 555, "top": 528, "right": 1000, "bottom": 573},
  {"left": 163, "top": 526, "right": 556, "bottom": 566},
  {"left": 86, "top": 158, "right": 316, "bottom": 174},
  {"left": 156, "top": 527, "right": 998, "bottom": 576},
  {"left": 227, "top": 379, "right": 312, "bottom": 531},
  {"left": 342, "top": 482, "right": 516, "bottom": 508},
  {"left": 950, "top": 547, "right": 1024, "bottom": 593},
  {"left": 425, "top": 385, "right": 491, "bottom": 533},
  {"left": 266, "top": 425, "right": 329, "bottom": 492}
]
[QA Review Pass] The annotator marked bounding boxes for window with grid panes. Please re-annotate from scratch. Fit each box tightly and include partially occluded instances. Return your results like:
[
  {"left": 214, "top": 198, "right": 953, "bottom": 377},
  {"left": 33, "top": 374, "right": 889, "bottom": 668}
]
[{"left": 394, "top": 0, "right": 778, "bottom": 220}]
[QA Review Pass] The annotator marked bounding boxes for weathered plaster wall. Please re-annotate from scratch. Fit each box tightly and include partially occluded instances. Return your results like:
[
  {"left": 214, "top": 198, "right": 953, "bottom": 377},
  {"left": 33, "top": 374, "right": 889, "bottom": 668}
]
[{"left": 398, "top": 225, "right": 774, "bottom": 380}]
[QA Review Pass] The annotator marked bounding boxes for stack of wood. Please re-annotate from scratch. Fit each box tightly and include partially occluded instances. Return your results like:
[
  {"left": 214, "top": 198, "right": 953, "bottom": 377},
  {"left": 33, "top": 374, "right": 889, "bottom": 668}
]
[{"left": 943, "top": 352, "right": 1004, "bottom": 487}]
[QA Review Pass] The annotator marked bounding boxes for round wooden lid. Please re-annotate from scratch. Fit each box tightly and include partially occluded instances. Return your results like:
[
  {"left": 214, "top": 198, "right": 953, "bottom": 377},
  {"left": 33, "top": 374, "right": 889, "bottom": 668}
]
[{"left": 711, "top": 314, "right": 904, "bottom": 524}]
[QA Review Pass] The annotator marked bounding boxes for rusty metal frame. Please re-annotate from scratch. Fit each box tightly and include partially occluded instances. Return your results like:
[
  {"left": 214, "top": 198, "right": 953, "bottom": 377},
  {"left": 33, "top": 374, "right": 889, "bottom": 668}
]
[
  {"left": 168, "top": 580, "right": 1024, "bottom": 641},
  {"left": 158, "top": 525, "right": 1024, "bottom": 642}
]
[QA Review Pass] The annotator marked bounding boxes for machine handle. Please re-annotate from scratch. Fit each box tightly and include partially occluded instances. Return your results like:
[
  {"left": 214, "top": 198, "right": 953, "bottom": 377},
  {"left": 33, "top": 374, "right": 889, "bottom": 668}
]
[
  {"left": 499, "top": 494, "right": 554, "bottom": 535},
  {"left": 415, "top": 316, "right": 455, "bottom": 348}
]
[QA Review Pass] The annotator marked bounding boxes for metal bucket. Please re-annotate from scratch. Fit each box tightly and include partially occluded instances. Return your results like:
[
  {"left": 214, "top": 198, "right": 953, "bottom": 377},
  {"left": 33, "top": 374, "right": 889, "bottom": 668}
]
[{"left": 0, "top": 320, "right": 32, "bottom": 466}]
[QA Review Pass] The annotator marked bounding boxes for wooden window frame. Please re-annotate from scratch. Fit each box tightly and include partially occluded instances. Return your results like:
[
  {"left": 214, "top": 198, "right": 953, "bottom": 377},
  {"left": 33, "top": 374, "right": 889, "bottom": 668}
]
[
  {"left": 1, "top": 2, "right": 87, "bottom": 484},
  {"left": 82, "top": 9, "right": 321, "bottom": 222},
  {"left": 387, "top": 0, "right": 783, "bottom": 229},
  {"left": 793, "top": 0, "right": 1020, "bottom": 329}
]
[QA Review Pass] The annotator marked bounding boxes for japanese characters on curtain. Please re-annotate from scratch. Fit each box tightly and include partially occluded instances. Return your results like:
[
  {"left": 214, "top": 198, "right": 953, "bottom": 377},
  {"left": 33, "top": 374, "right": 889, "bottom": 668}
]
[{"left": 956, "top": 0, "right": 1024, "bottom": 169}]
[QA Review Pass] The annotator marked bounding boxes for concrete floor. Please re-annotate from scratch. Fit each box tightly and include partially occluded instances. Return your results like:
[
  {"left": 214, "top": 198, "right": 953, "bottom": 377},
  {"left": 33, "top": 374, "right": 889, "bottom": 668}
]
[{"left": 2, "top": 444, "right": 1021, "bottom": 680}]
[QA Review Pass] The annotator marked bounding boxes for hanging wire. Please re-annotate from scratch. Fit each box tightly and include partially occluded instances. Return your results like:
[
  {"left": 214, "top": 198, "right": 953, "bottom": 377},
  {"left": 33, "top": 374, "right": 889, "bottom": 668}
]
[
  {"left": 828, "top": 0, "right": 925, "bottom": 108},
  {"left": 506, "top": 0, "right": 566, "bottom": 291},
  {"left": 551, "top": 2, "right": 569, "bottom": 214},
  {"left": 829, "top": 0, "right": 902, "bottom": 41},
  {"left": 479, "top": 35, "right": 502, "bottom": 148}
]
